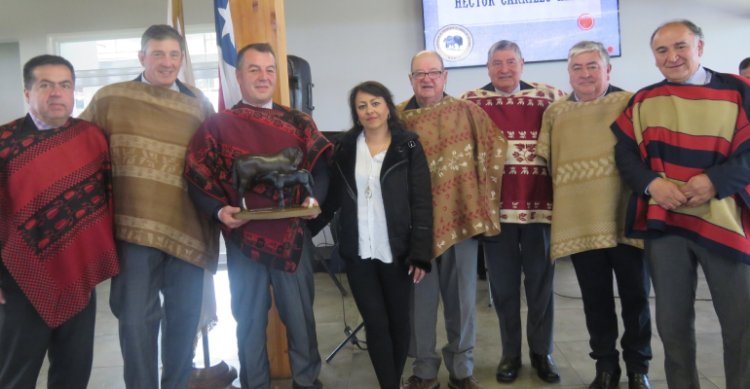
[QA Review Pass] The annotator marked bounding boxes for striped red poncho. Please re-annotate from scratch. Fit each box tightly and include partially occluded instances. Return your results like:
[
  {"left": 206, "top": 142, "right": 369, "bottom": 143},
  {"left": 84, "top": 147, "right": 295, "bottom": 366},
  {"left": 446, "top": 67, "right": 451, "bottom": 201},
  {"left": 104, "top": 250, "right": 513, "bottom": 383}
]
[{"left": 611, "top": 70, "right": 750, "bottom": 264}]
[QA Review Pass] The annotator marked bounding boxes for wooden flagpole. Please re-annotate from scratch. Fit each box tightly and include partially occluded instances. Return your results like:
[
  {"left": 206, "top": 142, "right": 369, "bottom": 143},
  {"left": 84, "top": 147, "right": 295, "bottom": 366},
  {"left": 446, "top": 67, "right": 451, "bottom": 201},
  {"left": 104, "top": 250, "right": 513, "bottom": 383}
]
[{"left": 230, "top": 0, "right": 292, "bottom": 379}]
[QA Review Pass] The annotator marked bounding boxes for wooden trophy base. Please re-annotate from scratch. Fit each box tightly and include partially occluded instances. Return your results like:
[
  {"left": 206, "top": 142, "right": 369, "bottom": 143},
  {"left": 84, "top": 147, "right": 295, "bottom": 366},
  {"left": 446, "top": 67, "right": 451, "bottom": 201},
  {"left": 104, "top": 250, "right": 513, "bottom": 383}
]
[{"left": 234, "top": 205, "right": 321, "bottom": 220}]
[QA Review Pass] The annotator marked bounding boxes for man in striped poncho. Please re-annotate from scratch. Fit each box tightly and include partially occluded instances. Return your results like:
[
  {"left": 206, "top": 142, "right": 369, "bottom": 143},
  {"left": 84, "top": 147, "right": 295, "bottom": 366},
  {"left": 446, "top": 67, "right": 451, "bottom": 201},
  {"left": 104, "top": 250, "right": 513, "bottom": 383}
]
[{"left": 612, "top": 19, "right": 750, "bottom": 389}]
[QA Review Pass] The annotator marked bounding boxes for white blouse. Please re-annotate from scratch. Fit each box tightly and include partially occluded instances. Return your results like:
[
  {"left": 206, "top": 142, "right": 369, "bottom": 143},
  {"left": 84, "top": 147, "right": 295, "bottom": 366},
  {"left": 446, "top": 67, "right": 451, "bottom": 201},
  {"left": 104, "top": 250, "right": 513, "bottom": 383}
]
[{"left": 354, "top": 132, "right": 393, "bottom": 263}]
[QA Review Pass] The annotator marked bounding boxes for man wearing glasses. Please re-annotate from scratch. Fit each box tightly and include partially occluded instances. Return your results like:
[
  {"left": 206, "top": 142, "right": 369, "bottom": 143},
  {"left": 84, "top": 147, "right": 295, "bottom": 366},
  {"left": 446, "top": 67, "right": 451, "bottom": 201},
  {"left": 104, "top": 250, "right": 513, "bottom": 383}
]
[
  {"left": 398, "top": 50, "right": 507, "bottom": 389},
  {"left": 461, "top": 40, "right": 565, "bottom": 385}
]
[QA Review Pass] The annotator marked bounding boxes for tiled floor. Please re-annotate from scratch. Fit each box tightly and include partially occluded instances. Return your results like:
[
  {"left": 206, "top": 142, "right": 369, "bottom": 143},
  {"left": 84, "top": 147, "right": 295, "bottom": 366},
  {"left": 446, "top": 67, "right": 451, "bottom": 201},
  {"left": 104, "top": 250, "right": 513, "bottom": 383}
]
[{"left": 36, "top": 257, "right": 726, "bottom": 389}]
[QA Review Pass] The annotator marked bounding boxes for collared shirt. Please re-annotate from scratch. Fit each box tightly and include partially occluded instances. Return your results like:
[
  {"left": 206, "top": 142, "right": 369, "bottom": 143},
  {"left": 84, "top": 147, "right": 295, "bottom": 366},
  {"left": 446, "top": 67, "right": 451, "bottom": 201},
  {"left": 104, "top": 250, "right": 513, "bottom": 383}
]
[
  {"left": 569, "top": 84, "right": 622, "bottom": 103},
  {"left": 140, "top": 72, "right": 180, "bottom": 92},
  {"left": 494, "top": 84, "right": 521, "bottom": 95},
  {"left": 29, "top": 111, "right": 55, "bottom": 130},
  {"left": 242, "top": 99, "right": 274, "bottom": 109},
  {"left": 683, "top": 66, "right": 711, "bottom": 85},
  {"left": 355, "top": 132, "right": 392, "bottom": 263},
  {"left": 572, "top": 88, "right": 608, "bottom": 103}
]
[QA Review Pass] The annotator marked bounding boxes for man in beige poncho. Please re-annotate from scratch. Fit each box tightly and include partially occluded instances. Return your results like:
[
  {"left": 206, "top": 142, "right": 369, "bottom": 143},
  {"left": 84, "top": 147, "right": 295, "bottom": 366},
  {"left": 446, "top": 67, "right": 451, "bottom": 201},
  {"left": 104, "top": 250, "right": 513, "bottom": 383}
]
[
  {"left": 537, "top": 41, "right": 652, "bottom": 389},
  {"left": 398, "top": 50, "right": 507, "bottom": 389},
  {"left": 80, "top": 25, "right": 219, "bottom": 389}
]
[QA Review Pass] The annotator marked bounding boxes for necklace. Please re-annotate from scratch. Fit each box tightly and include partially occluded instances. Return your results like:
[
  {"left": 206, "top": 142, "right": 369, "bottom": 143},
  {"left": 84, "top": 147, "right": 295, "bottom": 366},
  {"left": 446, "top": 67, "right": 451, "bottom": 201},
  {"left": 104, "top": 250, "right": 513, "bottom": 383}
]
[
  {"left": 368, "top": 142, "right": 390, "bottom": 157},
  {"left": 363, "top": 142, "right": 389, "bottom": 199},
  {"left": 364, "top": 130, "right": 391, "bottom": 157}
]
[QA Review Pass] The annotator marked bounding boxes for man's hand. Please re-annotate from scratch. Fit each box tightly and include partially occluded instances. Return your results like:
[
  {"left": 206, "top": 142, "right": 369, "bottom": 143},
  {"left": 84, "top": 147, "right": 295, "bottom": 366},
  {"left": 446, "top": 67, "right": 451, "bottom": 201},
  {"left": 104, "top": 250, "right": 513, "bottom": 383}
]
[
  {"left": 680, "top": 174, "right": 717, "bottom": 207},
  {"left": 218, "top": 206, "right": 250, "bottom": 229},
  {"left": 409, "top": 266, "right": 426, "bottom": 284},
  {"left": 300, "top": 197, "right": 319, "bottom": 220},
  {"left": 648, "top": 178, "right": 688, "bottom": 210},
  {"left": 0, "top": 288, "right": 5, "bottom": 305}
]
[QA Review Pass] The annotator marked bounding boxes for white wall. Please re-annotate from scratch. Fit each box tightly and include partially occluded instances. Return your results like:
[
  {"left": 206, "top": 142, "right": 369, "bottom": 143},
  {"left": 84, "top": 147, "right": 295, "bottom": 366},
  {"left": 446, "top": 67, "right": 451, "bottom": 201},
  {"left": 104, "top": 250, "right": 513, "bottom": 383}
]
[
  {"left": 0, "top": 0, "right": 748, "bottom": 129},
  {"left": 0, "top": 42, "right": 24, "bottom": 118}
]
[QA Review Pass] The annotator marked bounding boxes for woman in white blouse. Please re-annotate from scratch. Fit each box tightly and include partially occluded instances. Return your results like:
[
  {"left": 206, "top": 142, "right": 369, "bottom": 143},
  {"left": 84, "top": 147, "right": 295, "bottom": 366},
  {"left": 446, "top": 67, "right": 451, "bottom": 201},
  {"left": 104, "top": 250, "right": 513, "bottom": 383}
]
[{"left": 313, "top": 81, "right": 433, "bottom": 389}]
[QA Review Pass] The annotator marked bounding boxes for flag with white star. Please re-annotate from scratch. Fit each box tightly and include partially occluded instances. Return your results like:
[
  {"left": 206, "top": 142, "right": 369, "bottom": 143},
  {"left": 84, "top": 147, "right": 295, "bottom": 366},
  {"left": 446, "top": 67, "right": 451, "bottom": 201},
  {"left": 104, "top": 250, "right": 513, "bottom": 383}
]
[{"left": 214, "top": 0, "right": 242, "bottom": 111}]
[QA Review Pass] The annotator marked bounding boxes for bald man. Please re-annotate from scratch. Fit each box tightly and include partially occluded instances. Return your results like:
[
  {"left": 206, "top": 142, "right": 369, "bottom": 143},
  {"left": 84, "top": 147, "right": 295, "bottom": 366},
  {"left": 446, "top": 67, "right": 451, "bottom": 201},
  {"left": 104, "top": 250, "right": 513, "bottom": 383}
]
[
  {"left": 398, "top": 51, "right": 507, "bottom": 389},
  {"left": 613, "top": 20, "right": 750, "bottom": 389}
]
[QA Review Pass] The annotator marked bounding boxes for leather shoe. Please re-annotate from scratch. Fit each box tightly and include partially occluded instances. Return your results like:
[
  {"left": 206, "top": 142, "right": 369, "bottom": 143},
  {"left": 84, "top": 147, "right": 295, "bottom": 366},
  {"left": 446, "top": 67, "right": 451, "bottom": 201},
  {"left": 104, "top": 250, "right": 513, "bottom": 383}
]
[
  {"left": 495, "top": 356, "right": 521, "bottom": 383},
  {"left": 627, "top": 372, "right": 651, "bottom": 389},
  {"left": 530, "top": 353, "right": 560, "bottom": 383},
  {"left": 588, "top": 369, "right": 621, "bottom": 389}
]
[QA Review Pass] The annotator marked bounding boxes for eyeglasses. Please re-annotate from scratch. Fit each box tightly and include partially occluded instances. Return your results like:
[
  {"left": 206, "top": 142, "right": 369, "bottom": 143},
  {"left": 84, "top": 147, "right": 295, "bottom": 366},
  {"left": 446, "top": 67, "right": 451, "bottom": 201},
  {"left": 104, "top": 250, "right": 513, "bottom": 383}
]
[{"left": 411, "top": 70, "right": 444, "bottom": 80}]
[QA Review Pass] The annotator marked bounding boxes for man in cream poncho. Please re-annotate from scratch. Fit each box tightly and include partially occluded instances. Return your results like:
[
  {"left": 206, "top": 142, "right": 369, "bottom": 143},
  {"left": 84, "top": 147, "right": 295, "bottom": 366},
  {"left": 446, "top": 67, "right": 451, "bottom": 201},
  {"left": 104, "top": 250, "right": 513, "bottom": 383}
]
[{"left": 537, "top": 41, "right": 652, "bottom": 389}]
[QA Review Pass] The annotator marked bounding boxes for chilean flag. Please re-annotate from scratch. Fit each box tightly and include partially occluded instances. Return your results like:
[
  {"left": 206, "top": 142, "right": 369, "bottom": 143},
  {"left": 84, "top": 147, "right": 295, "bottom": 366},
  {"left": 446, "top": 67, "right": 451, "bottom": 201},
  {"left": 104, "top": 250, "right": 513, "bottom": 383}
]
[{"left": 214, "top": 0, "right": 242, "bottom": 111}]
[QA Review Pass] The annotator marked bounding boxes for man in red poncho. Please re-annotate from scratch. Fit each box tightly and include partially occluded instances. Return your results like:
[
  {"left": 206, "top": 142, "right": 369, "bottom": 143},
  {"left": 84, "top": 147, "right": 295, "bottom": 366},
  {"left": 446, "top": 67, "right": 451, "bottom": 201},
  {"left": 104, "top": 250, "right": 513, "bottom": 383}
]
[
  {"left": 0, "top": 54, "right": 119, "bottom": 388},
  {"left": 185, "top": 43, "right": 331, "bottom": 389}
]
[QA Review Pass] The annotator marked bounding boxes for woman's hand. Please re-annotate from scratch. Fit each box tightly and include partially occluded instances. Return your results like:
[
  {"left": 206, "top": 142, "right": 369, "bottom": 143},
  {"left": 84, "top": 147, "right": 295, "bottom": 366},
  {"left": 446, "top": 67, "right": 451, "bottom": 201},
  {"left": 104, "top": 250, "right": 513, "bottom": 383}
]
[
  {"left": 300, "top": 197, "right": 320, "bottom": 219},
  {"left": 408, "top": 266, "right": 426, "bottom": 284}
]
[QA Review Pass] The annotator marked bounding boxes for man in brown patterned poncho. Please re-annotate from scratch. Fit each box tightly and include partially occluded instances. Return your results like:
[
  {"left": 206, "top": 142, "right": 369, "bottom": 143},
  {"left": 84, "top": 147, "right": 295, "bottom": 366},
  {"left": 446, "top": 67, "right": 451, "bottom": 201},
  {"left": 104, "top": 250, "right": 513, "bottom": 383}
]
[{"left": 398, "top": 50, "right": 507, "bottom": 389}]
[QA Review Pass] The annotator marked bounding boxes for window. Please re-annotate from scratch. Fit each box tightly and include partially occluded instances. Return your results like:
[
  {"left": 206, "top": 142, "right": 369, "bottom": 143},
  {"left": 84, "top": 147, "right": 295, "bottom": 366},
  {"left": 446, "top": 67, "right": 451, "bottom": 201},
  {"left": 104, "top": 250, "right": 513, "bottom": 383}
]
[{"left": 51, "top": 26, "right": 219, "bottom": 116}]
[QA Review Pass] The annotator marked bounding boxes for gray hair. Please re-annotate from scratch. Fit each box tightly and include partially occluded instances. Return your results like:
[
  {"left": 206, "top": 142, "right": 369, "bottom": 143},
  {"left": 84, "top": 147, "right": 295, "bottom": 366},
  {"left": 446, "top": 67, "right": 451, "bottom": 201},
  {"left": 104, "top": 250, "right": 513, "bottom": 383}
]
[
  {"left": 487, "top": 40, "right": 523, "bottom": 63},
  {"left": 650, "top": 19, "right": 704, "bottom": 45},
  {"left": 568, "top": 41, "right": 610, "bottom": 67}
]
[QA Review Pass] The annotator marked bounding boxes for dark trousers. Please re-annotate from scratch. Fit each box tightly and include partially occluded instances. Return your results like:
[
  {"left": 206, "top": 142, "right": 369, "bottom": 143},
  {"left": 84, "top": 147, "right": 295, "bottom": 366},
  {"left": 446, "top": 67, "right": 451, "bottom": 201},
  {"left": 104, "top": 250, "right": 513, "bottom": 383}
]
[
  {"left": 483, "top": 223, "right": 555, "bottom": 357},
  {"left": 570, "top": 244, "right": 652, "bottom": 374},
  {"left": 346, "top": 257, "right": 412, "bottom": 389},
  {"left": 0, "top": 267, "right": 96, "bottom": 389}
]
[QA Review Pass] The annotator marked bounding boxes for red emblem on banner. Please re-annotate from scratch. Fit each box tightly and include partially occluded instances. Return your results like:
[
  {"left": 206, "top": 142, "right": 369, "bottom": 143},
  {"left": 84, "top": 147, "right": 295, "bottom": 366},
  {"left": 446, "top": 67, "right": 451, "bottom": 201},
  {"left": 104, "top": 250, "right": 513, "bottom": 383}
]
[{"left": 578, "top": 13, "right": 595, "bottom": 30}]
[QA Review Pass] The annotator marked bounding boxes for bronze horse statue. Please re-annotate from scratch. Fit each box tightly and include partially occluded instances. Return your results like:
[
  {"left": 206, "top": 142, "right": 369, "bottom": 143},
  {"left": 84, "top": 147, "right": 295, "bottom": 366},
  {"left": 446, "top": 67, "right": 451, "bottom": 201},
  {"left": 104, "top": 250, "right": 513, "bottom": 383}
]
[
  {"left": 256, "top": 169, "right": 315, "bottom": 209},
  {"left": 232, "top": 147, "right": 303, "bottom": 210}
]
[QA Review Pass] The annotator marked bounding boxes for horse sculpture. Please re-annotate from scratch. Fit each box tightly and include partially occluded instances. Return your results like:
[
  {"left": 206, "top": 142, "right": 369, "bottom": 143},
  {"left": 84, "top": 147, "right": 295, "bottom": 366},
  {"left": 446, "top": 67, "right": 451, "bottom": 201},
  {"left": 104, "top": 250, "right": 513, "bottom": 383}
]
[
  {"left": 256, "top": 169, "right": 315, "bottom": 209},
  {"left": 232, "top": 147, "right": 304, "bottom": 210}
]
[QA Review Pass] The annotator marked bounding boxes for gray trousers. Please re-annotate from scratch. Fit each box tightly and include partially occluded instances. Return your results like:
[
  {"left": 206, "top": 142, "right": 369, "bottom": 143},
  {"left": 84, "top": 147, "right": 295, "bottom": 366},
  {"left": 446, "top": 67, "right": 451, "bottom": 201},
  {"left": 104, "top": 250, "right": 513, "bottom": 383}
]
[
  {"left": 109, "top": 240, "right": 204, "bottom": 389},
  {"left": 408, "top": 238, "right": 478, "bottom": 380},
  {"left": 225, "top": 235, "right": 321, "bottom": 389},
  {"left": 646, "top": 235, "right": 750, "bottom": 389},
  {"left": 483, "top": 223, "right": 555, "bottom": 358}
]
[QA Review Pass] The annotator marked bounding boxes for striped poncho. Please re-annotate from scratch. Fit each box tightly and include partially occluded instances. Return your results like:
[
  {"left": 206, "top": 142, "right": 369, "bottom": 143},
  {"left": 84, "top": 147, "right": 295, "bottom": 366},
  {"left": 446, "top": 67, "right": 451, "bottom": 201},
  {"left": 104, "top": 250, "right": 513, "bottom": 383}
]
[
  {"left": 611, "top": 69, "right": 750, "bottom": 264},
  {"left": 80, "top": 80, "right": 221, "bottom": 272}
]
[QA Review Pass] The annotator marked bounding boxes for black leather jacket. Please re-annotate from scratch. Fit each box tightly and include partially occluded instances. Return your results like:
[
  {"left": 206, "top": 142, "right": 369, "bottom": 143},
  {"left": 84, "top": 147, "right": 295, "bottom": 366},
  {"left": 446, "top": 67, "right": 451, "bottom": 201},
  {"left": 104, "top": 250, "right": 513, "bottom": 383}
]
[{"left": 312, "top": 127, "right": 433, "bottom": 271}]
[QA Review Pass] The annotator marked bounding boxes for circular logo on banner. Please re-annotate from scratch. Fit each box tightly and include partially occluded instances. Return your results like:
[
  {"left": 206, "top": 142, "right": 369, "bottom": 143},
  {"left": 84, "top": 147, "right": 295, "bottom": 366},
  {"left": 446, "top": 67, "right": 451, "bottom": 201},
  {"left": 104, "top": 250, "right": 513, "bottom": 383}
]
[
  {"left": 434, "top": 24, "right": 473, "bottom": 62},
  {"left": 578, "top": 13, "right": 595, "bottom": 30}
]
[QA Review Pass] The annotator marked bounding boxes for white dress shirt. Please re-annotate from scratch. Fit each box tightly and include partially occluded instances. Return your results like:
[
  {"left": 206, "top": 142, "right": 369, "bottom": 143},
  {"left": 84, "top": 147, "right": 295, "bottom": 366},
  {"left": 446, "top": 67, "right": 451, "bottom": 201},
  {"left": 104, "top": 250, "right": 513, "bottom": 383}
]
[{"left": 355, "top": 132, "right": 393, "bottom": 263}]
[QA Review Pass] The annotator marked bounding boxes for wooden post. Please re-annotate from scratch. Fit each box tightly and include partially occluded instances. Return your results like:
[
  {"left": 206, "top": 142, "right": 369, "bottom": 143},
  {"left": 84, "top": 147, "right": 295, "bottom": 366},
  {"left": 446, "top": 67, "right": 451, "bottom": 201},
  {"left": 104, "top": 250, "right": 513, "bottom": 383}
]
[
  {"left": 231, "top": 0, "right": 290, "bottom": 106},
  {"left": 230, "top": 0, "right": 292, "bottom": 379}
]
